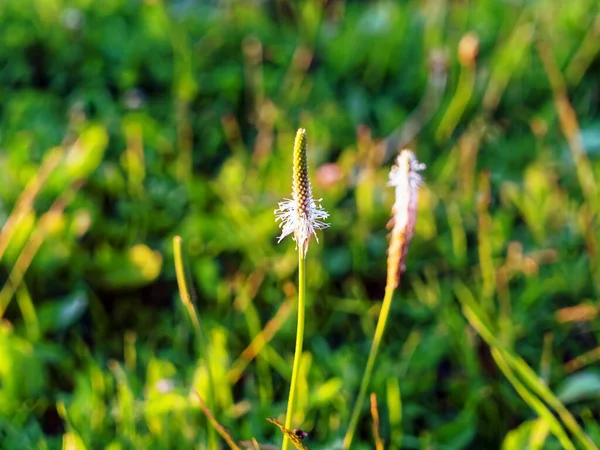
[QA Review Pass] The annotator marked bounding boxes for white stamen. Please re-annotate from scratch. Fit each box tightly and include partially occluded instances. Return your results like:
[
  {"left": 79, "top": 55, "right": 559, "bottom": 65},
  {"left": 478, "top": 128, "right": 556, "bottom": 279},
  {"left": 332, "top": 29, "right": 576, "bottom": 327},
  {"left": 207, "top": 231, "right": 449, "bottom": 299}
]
[{"left": 275, "top": 196, "right": 329, "bottom": 257}]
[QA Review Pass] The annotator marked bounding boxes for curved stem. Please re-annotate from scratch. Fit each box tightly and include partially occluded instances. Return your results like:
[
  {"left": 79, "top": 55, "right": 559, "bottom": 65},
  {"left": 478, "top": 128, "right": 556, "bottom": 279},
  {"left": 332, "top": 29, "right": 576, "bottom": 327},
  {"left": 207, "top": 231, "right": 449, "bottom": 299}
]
[
  {"left": 282, "top": 247, "right": 306, "bottom": 450},
  {"left": 343, "top": 285, "right": 395, "bottom": 450},
  {"left": 173, "top": 236, "right": 218, "bottom": 449}
]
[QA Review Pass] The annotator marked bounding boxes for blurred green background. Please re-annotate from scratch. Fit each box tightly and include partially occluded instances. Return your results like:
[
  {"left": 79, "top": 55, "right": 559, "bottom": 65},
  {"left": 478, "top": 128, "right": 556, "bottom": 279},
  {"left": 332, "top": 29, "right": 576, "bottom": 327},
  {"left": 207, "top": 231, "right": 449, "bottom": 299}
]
[{"left": 1, "top": 0, "right": 600, "bottom": 448}]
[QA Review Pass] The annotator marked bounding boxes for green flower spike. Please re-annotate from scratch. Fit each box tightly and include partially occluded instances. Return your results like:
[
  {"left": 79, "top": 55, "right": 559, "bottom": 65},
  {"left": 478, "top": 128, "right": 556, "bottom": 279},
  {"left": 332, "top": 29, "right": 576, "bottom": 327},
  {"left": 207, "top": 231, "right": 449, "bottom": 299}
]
[{"left": 275, "top": 128, "right": 329, "bottom": 258}]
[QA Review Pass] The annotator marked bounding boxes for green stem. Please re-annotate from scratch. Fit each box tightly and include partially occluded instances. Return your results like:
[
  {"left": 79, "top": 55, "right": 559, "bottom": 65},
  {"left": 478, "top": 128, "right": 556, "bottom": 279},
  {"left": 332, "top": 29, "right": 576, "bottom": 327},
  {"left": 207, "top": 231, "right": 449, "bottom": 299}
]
[
  {"left": 173, "top": 236, "right": 218, "bottom": 450},
  {"left": 282, "top": 247, "right": 306, "bottom": 450},
  {"left": 343, "top": 284, "right": 395, "bottom": 450}
]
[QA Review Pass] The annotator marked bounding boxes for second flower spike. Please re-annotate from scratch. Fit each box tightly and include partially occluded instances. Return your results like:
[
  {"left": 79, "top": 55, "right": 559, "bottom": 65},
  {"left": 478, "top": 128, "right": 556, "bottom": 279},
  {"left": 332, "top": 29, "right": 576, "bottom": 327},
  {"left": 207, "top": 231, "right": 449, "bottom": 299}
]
[
  {"left": 275, "top": 128, "right": 330, "bottom": 258},
  {"left": 386, "top": 150, "right": 425, "bottom": 290}
]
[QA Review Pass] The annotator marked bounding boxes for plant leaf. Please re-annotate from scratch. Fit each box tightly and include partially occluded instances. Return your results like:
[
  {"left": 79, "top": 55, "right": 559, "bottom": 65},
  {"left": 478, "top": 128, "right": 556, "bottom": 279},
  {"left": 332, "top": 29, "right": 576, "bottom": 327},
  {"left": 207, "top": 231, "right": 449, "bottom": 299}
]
[{"left": 556, "top": 371, "right": 600, "bottom": 404}]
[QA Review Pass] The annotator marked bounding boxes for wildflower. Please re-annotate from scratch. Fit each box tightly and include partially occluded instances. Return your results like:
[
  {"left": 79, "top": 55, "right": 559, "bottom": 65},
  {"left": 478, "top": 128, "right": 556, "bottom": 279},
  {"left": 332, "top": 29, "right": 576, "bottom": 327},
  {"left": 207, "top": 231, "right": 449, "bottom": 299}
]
[
  {"left": 275, "top": 128, "right": 329, "bottom": 257},
  {"left": 386, "top": 150, "right": 425, "bottom": 290},
  {"left": 343, "top": 149, "right": 424, "bottom": 450}
]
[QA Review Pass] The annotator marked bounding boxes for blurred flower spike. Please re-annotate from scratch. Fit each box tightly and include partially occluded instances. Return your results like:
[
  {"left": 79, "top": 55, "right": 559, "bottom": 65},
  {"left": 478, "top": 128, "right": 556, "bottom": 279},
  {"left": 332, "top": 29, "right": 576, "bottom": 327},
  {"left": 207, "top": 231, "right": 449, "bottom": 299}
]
[
  {"left": 386, "top": 150, "right": 425, "bottom": 290},
  {"left": 275, "top": 128, "right": 329, "bottom": 258}
]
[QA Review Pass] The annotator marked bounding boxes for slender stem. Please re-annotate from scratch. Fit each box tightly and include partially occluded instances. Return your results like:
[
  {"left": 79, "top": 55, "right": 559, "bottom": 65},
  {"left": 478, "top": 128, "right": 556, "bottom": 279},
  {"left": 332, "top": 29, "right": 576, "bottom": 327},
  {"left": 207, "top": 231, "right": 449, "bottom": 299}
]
[
  {"left": 173, "top": 236, "right": 218, "bottom": 450},
  {"left": 282, "top": 247, "right": 306, "bottom": 450},
  {"left": 343, "top": 284, "right": 395, "bottom": 450}
]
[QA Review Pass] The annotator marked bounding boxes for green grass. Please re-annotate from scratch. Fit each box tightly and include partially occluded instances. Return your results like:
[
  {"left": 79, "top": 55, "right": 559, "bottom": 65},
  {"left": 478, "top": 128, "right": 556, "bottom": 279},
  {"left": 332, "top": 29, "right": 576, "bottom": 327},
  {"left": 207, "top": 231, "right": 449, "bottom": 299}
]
[{"left": 1, "top": 0, "right": 600, "bottom": 448}]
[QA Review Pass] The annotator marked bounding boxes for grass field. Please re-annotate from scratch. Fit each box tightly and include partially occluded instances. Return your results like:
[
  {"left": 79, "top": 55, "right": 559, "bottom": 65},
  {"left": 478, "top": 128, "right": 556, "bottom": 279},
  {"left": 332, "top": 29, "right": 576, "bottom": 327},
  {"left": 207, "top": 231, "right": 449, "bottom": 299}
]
[{"left": 1, "top": 0, "right": 600, "bottom": 448}]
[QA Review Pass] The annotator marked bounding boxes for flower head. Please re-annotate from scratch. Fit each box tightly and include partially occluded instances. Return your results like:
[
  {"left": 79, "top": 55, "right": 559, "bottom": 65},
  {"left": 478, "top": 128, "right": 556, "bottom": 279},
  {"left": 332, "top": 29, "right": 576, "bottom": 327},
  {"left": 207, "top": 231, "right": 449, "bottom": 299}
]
[
  {"left": 275, "top": 128, "right": 329, "bottom": 257},
  {"left": 386, "top": 150, "right": 425, "bottom": 290}
]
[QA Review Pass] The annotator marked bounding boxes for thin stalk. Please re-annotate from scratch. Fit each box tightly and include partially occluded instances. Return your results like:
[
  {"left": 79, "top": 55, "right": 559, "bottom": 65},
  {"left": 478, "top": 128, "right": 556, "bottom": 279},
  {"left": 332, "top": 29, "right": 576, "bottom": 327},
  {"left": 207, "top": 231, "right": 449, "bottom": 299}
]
[
  {"left": 0, "top": 181, "right": 83, "bottom": 318},
  {"left": 282, "top": 247, "right": 306, "bottom": 450},
  {"left": 455, "top": 281, "right": 596, "bottom": 450},
  {"left": 173, "top": 236, "right": 218, "bottom": 450},
  {"left": 343, "top": 284, "right": 395, "bottom": 449},
  {"left": 490, "top": 348, "right": 574, "bottom": 450}
]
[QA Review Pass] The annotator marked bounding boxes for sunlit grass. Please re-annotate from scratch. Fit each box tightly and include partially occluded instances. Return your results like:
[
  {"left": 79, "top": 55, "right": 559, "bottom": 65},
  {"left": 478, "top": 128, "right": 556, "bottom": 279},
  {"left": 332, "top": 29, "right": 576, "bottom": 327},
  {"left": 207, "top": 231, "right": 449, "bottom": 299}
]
[{"left": 0, "top": 0, "right": 599, "bottom": 448}]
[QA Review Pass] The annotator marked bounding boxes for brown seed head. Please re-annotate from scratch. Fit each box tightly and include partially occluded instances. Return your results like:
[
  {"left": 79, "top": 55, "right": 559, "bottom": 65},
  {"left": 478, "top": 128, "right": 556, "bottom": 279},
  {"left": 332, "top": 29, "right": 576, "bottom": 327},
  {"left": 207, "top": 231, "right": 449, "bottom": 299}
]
[
  {"left": 386, "top": 150, "right": 424, "bottom": 291},
  {"left": 458, "top": 33, "right": 479, "bottom": 68}
]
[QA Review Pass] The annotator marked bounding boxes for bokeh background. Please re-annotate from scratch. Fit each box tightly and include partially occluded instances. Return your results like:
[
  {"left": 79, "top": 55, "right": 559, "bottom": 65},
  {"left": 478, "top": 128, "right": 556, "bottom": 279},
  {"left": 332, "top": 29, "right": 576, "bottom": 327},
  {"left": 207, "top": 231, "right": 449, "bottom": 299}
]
[{"left": 1, "top": 0, "right": 600, "bottom": 448}]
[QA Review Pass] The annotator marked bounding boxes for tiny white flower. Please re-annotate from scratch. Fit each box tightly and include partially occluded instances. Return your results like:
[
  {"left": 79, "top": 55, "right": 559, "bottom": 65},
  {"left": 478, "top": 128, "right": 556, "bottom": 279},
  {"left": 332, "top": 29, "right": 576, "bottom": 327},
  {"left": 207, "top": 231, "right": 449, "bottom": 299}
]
[
  {"left": 275, "top": 129, "right": 330, "bottom": 257},
  {"left": 275, "top": 196, "right": 329, "bottom": 256}
]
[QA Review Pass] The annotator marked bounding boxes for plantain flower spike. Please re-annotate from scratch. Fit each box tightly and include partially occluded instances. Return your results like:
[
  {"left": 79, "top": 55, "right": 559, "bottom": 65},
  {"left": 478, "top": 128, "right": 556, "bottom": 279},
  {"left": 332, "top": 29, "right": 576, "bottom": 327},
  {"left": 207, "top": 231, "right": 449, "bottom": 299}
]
[
  {"left": 275, "top": 128, "right": 329, "bottom": 258},
  {"left": 386, "top": 150, "right": 425, "bottom": 290}
]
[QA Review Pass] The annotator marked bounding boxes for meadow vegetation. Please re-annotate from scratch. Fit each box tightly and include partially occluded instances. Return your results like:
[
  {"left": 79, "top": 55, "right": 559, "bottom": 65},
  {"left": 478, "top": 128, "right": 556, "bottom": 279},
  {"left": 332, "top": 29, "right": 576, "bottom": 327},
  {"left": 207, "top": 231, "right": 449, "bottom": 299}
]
[{"left": 1, "top": 0, "right": 600, "bottom": 448}]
